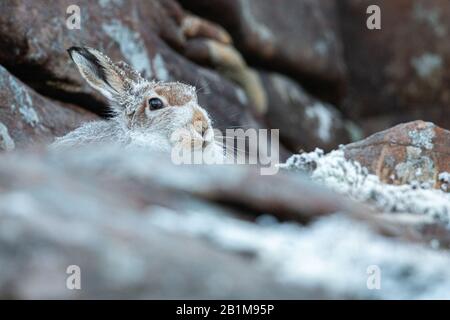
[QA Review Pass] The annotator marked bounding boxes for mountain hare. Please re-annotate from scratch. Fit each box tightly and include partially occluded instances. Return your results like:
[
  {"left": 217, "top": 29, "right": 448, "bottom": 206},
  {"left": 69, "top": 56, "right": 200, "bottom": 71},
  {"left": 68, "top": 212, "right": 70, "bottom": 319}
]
[{"left": 52, "top": 46, "right": 223, "bottom": 162}]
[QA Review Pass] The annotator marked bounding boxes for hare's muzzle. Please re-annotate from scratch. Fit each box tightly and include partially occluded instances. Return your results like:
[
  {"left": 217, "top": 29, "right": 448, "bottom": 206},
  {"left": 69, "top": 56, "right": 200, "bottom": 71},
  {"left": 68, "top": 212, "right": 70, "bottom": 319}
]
[
  {"left": 186, "top": 107, "right": 213, "bottom": 150},
  {"left": 192, "top": 109, "right": 209, "bottom": 136}
]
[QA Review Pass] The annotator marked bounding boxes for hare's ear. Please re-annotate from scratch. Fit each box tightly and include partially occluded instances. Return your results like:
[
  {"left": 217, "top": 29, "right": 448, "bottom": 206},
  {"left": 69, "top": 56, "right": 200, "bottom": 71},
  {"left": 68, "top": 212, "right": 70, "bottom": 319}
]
[{"left": 68, "top": 46, "right": 127, "bottom": 100}]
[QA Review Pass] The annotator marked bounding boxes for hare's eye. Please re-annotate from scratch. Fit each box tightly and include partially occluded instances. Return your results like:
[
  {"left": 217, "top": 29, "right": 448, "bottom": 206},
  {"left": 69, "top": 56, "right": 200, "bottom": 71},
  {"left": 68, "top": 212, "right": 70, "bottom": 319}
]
[{"left": 148, "top": 97, "right": 164, "bottom": 110}]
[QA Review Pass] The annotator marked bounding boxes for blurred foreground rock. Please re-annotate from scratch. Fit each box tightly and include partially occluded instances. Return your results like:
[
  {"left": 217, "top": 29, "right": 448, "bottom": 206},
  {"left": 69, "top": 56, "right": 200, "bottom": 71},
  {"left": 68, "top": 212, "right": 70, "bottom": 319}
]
[
  {"left": 0, "top": 146, "right": 356, "bottom": 298},
  {"left": 344, "top": 121, "right": 450, "bottom": 190},
  {"left": 1, "top": 145, "right": 450, "bottom": 298}
]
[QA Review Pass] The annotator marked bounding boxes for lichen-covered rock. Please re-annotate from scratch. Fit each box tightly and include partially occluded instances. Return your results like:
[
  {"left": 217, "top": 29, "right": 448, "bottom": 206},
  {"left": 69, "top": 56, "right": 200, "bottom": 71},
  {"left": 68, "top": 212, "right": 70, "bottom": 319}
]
[
  {"left": 283, "top": 147, "right": 450, "bottom": 221},
  {"left": 182, "top": 36, "right": 355, "bottom": 151},
  {"left": 339, "top": 0, "right": 450, "bottom": 131},
  {"left": 0, "top": 145, "right": 364, "bottom": 298},
  {"left": 343, "top": 121, "right": 450, "bottom": 190},
  {"left": 2, "top": 145, "right": 450, "bottom": 298},
  {"left": 0, "top": 0, "right": 262, "bottom": 131},
  {"left": 259, "top": 72, "right": 356, "bottom": 151},
  {"left": 180, "top": 0, "right": 347, "bottom": 102},
  {"left": 0, "top": 65, "right": 96, "bottom": 149}
]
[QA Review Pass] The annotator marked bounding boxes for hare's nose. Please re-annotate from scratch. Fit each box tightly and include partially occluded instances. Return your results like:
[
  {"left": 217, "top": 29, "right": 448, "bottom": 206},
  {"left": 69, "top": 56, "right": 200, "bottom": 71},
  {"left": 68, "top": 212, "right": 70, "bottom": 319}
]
[{"left": 192, "top": 109, "right": 210, "bottom": 138}]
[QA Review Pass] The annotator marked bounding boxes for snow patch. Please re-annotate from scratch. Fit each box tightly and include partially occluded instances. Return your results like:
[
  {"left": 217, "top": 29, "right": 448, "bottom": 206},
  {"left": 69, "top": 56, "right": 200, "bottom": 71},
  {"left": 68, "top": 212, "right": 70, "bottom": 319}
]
[
  {"left": 279, "top": 149, "right": 450, "bottom": 223},
  {"left": 148, "top": 209, "right": 450, "bottom": 299},
  {"left": 439, "top": 172, "right": 450, "bottom": 183},
  {"left": 439, "top": 172, "right": 450, "bottom": 192}
]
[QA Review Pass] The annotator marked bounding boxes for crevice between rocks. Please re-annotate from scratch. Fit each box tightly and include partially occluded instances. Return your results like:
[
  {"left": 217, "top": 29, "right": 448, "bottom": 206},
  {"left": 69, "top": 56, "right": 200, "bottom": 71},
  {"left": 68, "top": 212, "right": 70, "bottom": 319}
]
[{"left": 0, "top": 62, "right": 110, "bottom": 118}]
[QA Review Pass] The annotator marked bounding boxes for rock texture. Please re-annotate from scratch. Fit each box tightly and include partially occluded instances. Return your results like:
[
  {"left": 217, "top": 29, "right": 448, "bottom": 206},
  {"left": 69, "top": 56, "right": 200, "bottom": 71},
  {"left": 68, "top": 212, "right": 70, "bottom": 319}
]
[
  {"left": 180, "top": 0, "right": 347, "bottom": 100},
  {"left": 339, "top": 0, "right": 450, "bottom": 132},
  {"left": 0, "top": 146, "right": 361, "bottom": 299},
  {"left": 1, "top": 0, "right": 450, "bottom": 300},
  {"left": 0, "top": 0, "right": 264, "bottom": 131},
  {"left": 260, "top": 72, "right": 355, "bottom": 151},
  {"left": 1, "top": 145, "right": 450, "bottom": 299},
  {"left": 0, "top": 65, "right": 96, "bottom": 150},
  {"left": 344, "top": 121, "right": 450, "bottom": 190},
  {"left": 0, "top": 0, "right": 357, "bottom": 152},
  {"left": 0, "top": 0, "right": 261, "bottom": 131}
]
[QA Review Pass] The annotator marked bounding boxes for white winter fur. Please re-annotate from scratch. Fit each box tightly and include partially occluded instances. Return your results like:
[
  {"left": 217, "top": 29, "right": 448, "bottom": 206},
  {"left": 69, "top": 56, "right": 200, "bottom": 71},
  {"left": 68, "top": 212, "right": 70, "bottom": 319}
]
[{"left": 52, "top": 47, "right": 223, "bottom": 161}]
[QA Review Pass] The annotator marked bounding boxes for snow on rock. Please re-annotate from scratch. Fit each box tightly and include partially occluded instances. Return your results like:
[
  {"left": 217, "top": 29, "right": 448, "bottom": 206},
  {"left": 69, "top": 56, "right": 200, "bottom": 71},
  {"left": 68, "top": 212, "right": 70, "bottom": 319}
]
[
  {"left": 148, "top": 209, "right": 450, "bottom": 299},
  {"left": 439, "top": 172, "right": 450, "bottom": 192},
  {"left": 279, "top": 148, "right": 450, "bottom": 224}
]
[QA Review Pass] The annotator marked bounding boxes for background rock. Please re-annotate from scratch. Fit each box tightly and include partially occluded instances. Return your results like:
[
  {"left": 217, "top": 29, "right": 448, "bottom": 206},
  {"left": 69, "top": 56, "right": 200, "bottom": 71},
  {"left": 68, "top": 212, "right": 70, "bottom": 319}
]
[
  {"left": 1, "top": 0, "right": 449, "bottom": 152},
  {"left": 339, "top": 0, "right": 450, "bottom": 134},
  {"left": 0, "top": 65, "right": 96, "bottom": 149},
  {"left": 0, "top": 0, "right": 261, "bottom": 132},
  {"left": 344, "top": 121, "right": 450, "bottom": 189},
  {"left": 180, "top": 0, "right": 347, "bottom": 103},
  {"left": 259, "top": 71, "right": 356, "bottom": 151}
]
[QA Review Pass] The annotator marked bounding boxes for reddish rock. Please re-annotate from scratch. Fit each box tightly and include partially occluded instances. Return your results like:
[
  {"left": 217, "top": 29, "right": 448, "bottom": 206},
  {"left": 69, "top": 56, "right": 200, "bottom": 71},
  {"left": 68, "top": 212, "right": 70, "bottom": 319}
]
[
  {"left": 259, "top": 72, "right": 355, "bottom": 152},
  {"left": 1, "top": 145, "right": 449, "bottom": 298},
  {"left": 0, "top": 0, "right": 262, "bottom": 131},
  {"left": 339, "top": 0, "right": 450, "bottom": 131},
  {"left": 0, "top": 146, "right": 371, "bottom": 298},
  {"left": 344, "top": 121, "right": 450, "bottom": 190},
  {"left": 179, "top": 0, "right": 347, "bottom": 102},
  {"left": 0, "top": 65, "right": 96, "bottom": 150}
]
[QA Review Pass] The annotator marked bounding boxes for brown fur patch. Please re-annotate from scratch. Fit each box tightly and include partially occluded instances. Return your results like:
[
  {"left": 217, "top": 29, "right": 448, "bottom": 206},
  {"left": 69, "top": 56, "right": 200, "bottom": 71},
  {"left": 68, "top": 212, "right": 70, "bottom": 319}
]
[
  {"left": 154, "top": 83, "right": 196, "bottom": 106},
  {"left": 192, "top": 109, "right": 208, "bottom": 135}
]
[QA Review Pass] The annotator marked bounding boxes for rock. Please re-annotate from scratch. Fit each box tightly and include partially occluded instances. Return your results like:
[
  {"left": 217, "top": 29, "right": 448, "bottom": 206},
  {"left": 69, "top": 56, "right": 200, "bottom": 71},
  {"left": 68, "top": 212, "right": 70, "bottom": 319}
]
[
  {"left": 181, "top": 35, "right": 355, "bottom": 151},
  {"left": 184, "top": 38, "right": 268, "bottom": 115},
  {"left": 1, "top": 145, "right": 450, "bottom": 298},
  {"left": 50, "top": 146, "right": 369, "bottom": 223},
  {"left": 259, "top": 72, "right": 356, "bottom": 151},
  {"left": 0, "top": 145, "right": 368, "bottom": 299},
  {"left": 281, "top": 147, "right": 450, "bottom": 226},
  {"left": 0, "top": 65, "right": 96, "bottom": 149},
  {"left": 182, "top": 35, "right": 356, "bottom": 151},
  {"left": 180, "top": 0, "right": 347, "bottom": 102},
  {"left": 0, "top": 0, "right": 356, "bottom": 153},
  {"left": 344, "top": 121, "right": 450, "bottom": 189},
  {"left": 0, "top": 0, "right": 262, "bottom": 131},
  {"left": 339, "top": 0, "right": 450, "bottom": 131}
]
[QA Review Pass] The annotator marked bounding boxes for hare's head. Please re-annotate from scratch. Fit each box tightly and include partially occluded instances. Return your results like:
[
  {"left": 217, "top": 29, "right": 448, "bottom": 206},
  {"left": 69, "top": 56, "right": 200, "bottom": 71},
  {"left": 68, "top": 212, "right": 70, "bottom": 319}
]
[{"left": 68, "top": 46, "right": 218, "bottom": 154}]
